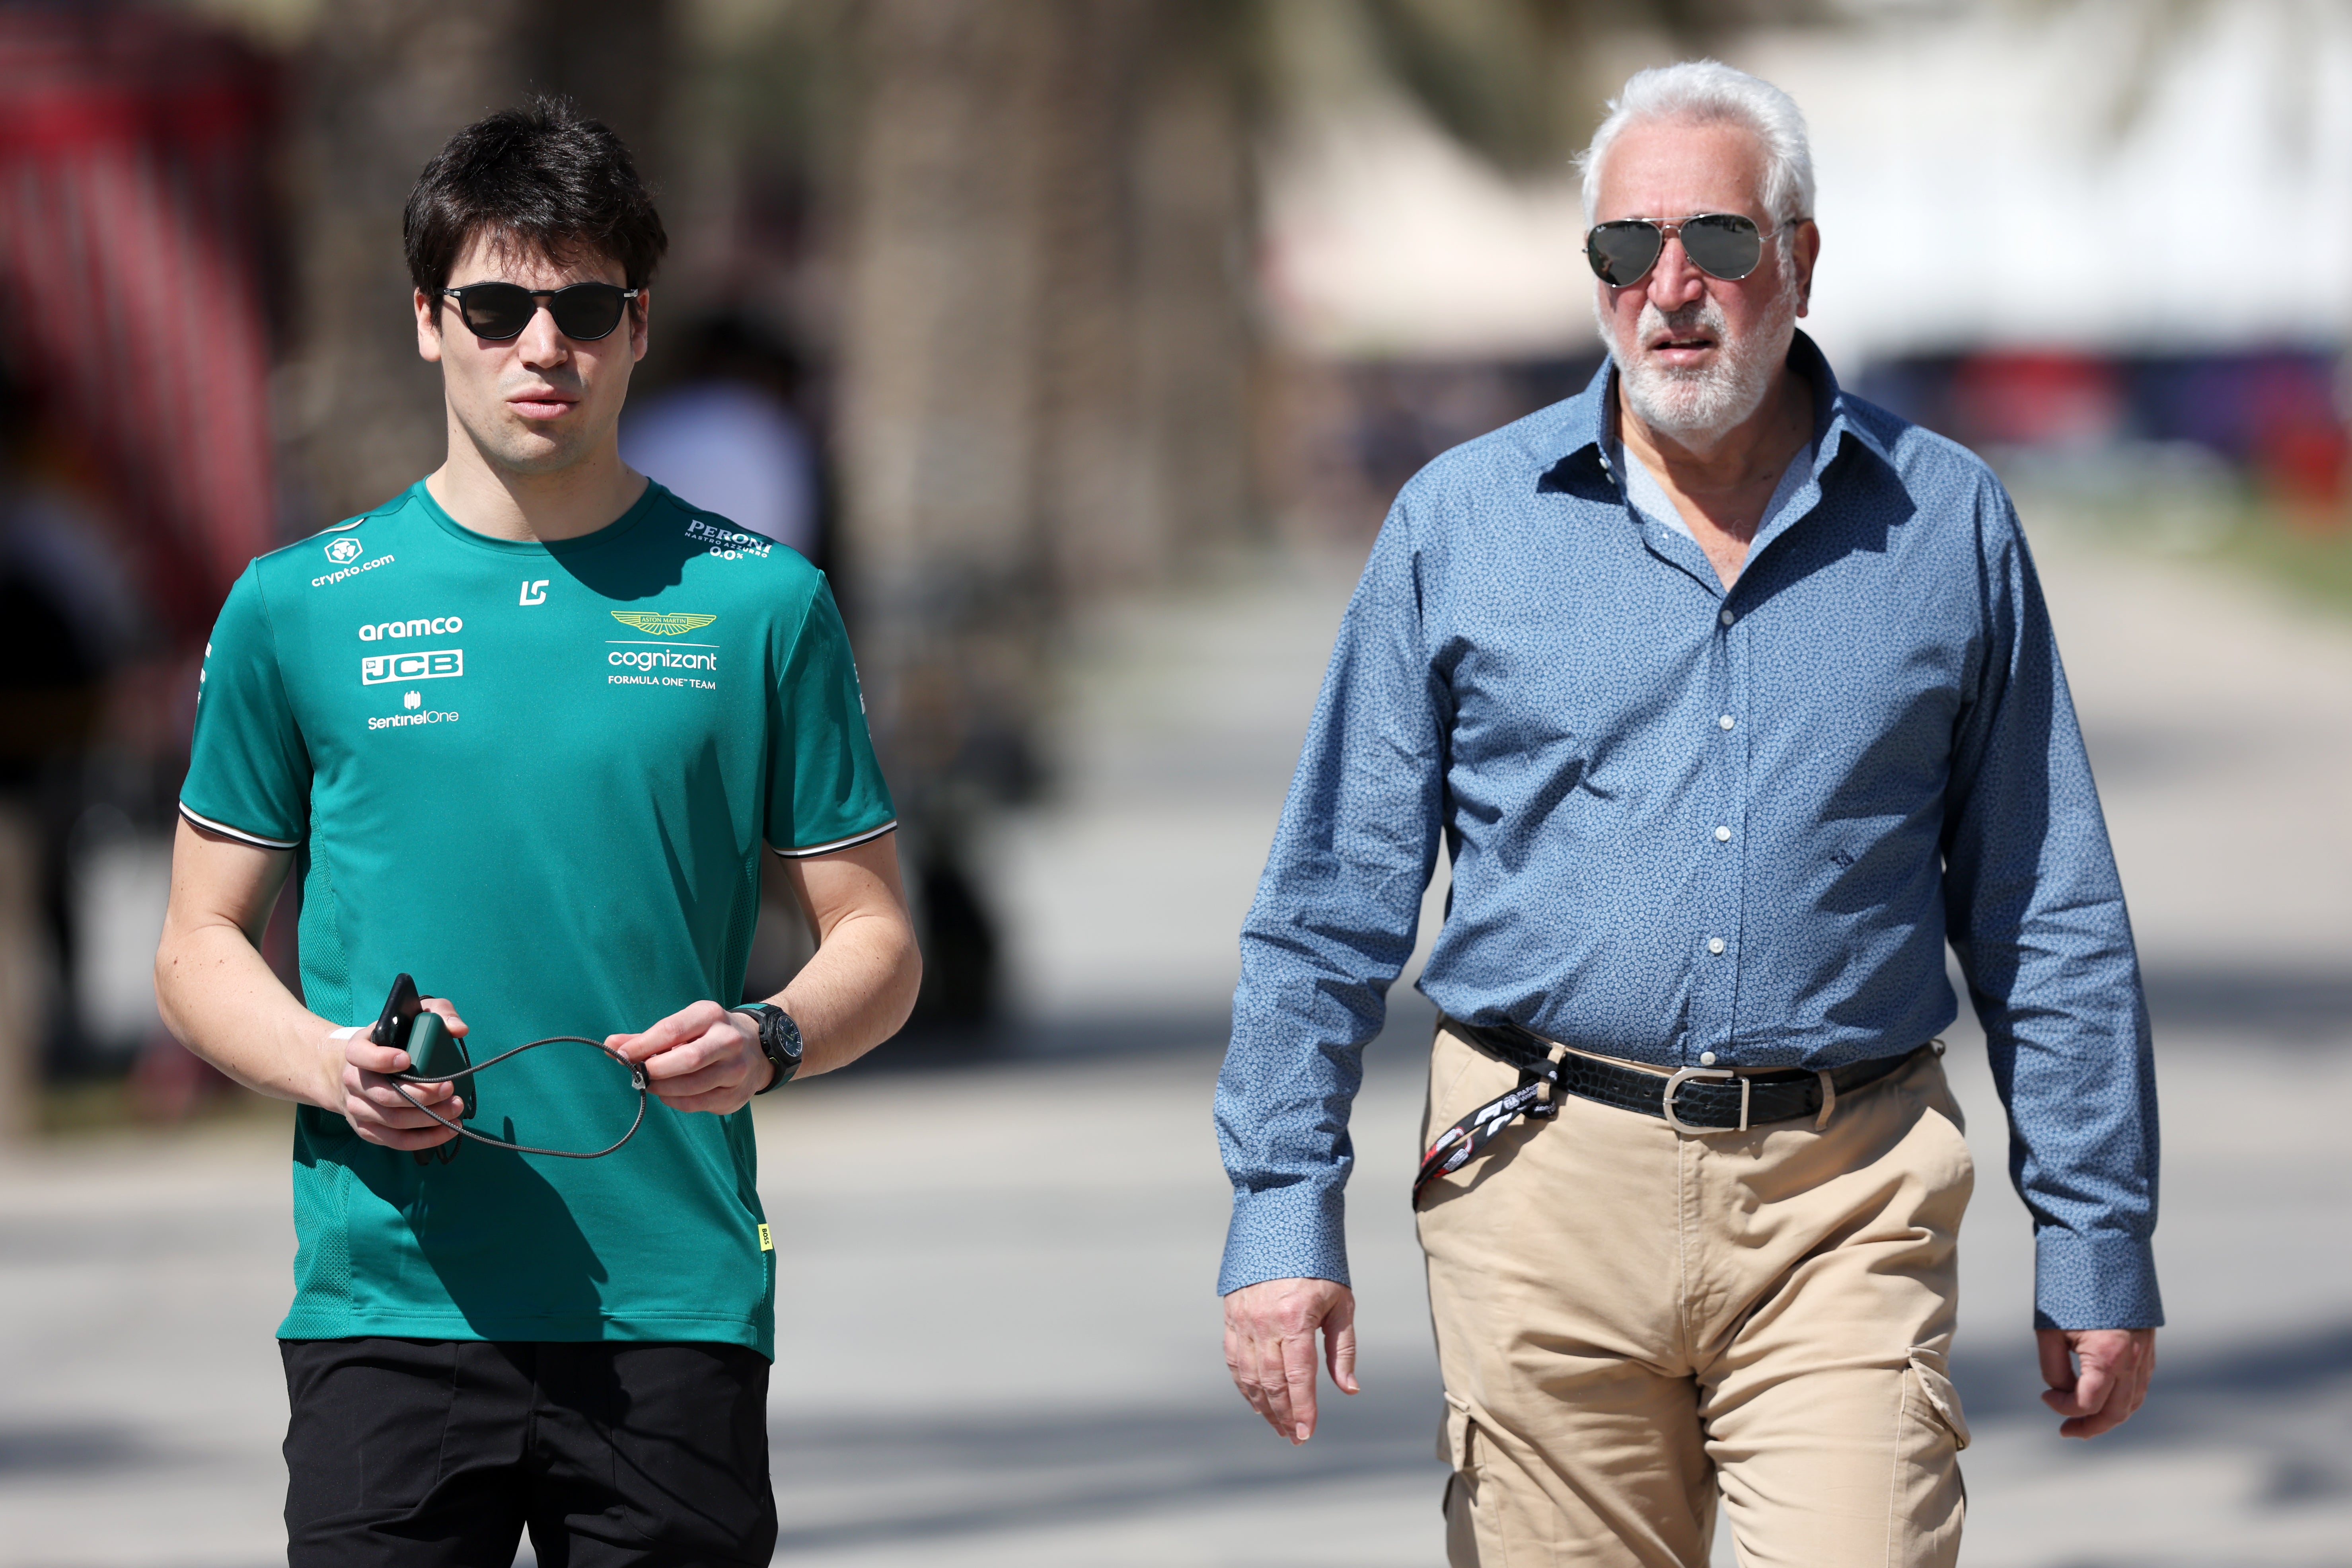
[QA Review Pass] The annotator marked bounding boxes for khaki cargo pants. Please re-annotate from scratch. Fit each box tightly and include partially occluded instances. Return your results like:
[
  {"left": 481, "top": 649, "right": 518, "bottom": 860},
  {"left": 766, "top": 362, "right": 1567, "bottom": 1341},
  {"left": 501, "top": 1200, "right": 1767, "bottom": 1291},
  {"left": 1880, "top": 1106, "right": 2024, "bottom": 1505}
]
[{"left": 1417, "top": 1022, "right": 1973, "bottom": 1568}]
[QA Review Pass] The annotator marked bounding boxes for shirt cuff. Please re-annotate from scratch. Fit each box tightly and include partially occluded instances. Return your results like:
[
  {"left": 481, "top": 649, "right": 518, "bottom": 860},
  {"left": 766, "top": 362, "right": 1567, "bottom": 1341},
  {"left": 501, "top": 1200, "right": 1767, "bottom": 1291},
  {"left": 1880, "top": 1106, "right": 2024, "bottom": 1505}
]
[
  {"left": 1216, "top": 1180, "right": 1350, "bottom": 1297},
  {"left": 2033, "top": 1228, "right": 2165, "bottom": 1330}
]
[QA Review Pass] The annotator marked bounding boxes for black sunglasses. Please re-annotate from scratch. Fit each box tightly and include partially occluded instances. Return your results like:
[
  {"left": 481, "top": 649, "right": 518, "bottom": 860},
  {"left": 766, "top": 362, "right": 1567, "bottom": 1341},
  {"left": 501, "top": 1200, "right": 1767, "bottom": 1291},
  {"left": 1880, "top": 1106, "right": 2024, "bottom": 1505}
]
[
  {"left": 439, "top": 281, "right": 641, "bottom": 343},
  {"left": 1585, "top": 214, "right": 1770, "bottom": 288}
]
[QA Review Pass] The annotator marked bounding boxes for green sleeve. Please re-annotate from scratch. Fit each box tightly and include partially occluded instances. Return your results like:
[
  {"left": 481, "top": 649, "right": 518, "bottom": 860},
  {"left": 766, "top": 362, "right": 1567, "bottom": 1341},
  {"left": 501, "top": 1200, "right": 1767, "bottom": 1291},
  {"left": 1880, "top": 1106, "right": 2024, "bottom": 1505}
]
[
  {"left": 180, "top": 563, "right": 309, "bottom": 849},
  {"left": 766, "top": 579, "right": 896, "bottom": 857}
]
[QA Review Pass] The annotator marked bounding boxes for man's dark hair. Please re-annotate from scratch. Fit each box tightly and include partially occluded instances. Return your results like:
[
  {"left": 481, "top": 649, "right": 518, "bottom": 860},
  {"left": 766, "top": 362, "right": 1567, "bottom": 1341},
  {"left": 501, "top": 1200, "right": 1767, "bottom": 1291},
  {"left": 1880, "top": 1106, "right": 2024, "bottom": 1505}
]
[{"left": 404, "top": 97, "right": 667, "bottom": 311}]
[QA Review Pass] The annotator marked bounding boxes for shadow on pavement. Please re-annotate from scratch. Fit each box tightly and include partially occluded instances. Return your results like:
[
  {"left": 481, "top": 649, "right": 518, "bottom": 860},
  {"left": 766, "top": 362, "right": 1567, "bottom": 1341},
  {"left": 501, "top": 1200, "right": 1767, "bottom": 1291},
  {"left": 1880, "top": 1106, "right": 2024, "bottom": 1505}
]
[
  {"left": 771, "top": 1381, "right": 1446, "bottom": 1554},
  {"left": 0, "top": 1420, "right": 160, "bottom": 1476},
  {"left": 1954, "top": 1315, "right": 2352, "bottom": 1516}
]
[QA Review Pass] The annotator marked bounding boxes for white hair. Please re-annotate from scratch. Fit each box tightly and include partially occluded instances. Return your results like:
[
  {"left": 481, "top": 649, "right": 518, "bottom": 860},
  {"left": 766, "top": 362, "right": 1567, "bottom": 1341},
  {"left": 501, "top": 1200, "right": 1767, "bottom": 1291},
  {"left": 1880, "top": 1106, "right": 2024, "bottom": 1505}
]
[{"left": 1576, "top": 60, "right": 1815, "bottom": 227}]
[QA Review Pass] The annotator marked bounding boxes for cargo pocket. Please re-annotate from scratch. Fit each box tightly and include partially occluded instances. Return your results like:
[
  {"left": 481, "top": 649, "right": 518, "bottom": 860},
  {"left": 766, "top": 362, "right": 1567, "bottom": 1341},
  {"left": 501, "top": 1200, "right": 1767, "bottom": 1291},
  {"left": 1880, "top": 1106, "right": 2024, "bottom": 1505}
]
[
  {"left": 1907, "top": 1346, "right": 1971, "bottom": 1451},
  {"left": 1439, "top": 1391, "right": 1482, "bottom": 1473},
  {"left": 1439, "top": 1391, "right": 1490, "bottom": 1564}
]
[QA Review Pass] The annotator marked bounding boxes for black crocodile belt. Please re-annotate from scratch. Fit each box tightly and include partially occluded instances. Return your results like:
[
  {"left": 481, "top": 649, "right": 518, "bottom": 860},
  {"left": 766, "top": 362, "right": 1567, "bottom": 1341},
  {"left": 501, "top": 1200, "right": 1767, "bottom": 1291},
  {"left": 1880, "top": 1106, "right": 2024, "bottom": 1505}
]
[
  {"left": 1415, "top": 1017, "right": 1929, "bottom": 1200},
  {"left": 1463, "top": 1019, "right": 1924, "bottom": 1132}
]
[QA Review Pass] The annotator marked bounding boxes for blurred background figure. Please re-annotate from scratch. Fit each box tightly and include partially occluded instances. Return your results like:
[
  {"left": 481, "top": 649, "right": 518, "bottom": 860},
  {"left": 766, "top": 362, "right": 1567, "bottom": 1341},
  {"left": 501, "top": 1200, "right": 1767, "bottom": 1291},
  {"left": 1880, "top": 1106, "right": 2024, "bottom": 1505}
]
[
  {"left": 621, "top": 313, "right": 825, "bottom": 562},
  {"left": 0, "top": 7, "right": 277, "bottom": 1133},
  {"left": 3, "top": 1, "right": 2352, "bottom": 1565}
]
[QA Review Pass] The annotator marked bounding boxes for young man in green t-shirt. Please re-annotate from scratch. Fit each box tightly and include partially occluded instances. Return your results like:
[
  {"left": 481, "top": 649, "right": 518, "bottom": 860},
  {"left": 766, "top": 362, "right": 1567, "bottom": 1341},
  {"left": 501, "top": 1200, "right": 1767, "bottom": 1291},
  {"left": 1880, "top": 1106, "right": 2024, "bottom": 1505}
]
[{"left": 154, "top": 100, "right": 920, "bottom": 1566}]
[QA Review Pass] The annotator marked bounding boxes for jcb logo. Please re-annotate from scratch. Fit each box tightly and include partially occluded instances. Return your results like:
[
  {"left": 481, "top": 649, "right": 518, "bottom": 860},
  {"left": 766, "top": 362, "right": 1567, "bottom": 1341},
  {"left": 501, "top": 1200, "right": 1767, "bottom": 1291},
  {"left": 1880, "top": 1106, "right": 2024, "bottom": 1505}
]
[{"left": 361, "top": 649, "right": 463, "bottom": 685}]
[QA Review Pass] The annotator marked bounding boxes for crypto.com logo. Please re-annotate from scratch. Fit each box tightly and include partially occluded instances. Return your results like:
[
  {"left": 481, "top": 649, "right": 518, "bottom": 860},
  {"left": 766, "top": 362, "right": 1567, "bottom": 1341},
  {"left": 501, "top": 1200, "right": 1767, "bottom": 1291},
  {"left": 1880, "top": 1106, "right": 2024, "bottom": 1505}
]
[{"left": 323, "top": 538, "right": 364, "bottom": 566}]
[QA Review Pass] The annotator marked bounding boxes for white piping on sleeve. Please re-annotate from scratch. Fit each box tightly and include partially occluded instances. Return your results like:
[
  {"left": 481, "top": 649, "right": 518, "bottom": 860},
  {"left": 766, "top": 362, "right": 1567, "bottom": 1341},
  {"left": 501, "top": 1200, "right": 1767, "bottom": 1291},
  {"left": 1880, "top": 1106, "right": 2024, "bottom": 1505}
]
[
  {"left": 771, "top": 820, "right": 898, "bottom": 859},
  {"left": 178, "top": 803, "right": 299, "bottom": 850}
]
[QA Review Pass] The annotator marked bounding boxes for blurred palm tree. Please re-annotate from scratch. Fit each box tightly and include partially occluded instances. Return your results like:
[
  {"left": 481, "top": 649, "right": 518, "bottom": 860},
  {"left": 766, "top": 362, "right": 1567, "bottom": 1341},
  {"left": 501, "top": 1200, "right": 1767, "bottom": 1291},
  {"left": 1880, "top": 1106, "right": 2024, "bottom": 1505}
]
[
  {"left": 822, "top": 0, "right": 1831, "bottom": 1019},
  {"left": 827, "top": 0, "right": 1835, "bottom": 620},
  {"left": 1349, "top": 0, "right": 1827, "bottom": 172},
  {"left": 286, "top": 0, "right": 672, "bottom": 523}
]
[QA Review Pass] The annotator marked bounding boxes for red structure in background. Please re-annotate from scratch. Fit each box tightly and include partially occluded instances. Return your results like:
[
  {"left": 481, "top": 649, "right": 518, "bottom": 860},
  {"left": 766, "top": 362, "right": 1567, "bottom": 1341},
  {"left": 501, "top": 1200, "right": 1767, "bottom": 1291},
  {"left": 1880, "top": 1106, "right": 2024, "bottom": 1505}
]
[
  {"left": 1948, "top": 353, "right": 2125, "bottom": 450},
  {"left": 2240, "top": 363, "right": 2350, "bottom": 523},
  {"left": 0, "top": 9, "right": 277, "bottom": 647}
]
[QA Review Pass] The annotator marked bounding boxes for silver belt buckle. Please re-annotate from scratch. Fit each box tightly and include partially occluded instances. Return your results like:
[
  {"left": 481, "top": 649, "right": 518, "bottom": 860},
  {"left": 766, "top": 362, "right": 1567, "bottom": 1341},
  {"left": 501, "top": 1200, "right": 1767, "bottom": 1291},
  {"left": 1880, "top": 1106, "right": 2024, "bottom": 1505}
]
[{"left": 1661, "top": 1065, "right": 1745, "bottom": 1134}]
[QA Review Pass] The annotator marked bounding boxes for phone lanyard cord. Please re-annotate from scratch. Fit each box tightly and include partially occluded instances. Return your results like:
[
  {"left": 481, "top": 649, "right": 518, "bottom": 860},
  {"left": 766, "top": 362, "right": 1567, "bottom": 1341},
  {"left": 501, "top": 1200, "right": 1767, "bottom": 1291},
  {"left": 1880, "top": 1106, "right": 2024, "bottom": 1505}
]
[{"left": 388, "top": 1037, "right": 648, "bottom": 1159}]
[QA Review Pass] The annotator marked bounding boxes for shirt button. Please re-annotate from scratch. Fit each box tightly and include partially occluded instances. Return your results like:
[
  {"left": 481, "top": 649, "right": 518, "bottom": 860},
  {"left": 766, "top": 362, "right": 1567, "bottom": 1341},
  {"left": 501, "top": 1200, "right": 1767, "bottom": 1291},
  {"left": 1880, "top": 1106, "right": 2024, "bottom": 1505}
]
[
  {"left": 1700, "top": 1051, "right": 1717, "bottom": 1066},
  {"left": 1708, "top": 937, "right": 1726, "bottom": 954},
  {"left": 1715, "top": 826, "right": 1732, "bottom": 841},
  {"left": 1718, "top": 714, "right": 1735, "bottom": 730},
  {"left": 1719, "top": 608, "right": 1735, "bottom": 626}
]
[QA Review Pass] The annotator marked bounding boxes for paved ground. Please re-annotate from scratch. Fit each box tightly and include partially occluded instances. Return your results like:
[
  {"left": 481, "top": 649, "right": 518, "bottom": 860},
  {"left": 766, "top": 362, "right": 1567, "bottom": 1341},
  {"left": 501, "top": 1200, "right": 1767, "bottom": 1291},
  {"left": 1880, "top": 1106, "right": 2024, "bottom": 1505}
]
[{"left": 2, "top": 512, "right": 2349, "bottom": 1566}]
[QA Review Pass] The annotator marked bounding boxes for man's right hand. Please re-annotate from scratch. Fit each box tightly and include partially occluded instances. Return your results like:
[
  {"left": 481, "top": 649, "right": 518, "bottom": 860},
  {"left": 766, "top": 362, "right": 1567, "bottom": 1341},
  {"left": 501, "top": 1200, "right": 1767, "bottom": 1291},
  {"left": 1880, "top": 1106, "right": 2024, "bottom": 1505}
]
[
  {"left": 326, "top": 998, "right": 471, "bottom": 1150},
  {"left": 1223, "top": 1276, "right": 1359, "bottom": 1444}
]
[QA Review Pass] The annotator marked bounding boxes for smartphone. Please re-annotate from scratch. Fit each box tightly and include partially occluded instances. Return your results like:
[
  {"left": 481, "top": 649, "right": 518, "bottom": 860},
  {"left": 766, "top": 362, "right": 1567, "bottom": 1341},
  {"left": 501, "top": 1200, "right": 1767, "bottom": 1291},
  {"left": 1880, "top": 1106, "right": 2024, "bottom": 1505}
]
[
  {"left": 371, "top": 972, "right": 422, "bottom": 1054},
  {"left": 370, "top": 972, "right": 466, "bottom": 1075},
  {"left": 370, "top": 973, "right": 473, "bottom": 1165}
]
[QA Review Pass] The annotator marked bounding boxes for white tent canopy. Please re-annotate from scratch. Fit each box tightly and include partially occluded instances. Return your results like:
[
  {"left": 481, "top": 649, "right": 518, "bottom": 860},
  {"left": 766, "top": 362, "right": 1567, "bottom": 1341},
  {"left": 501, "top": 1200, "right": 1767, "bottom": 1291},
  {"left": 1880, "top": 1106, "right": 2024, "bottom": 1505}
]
[{"left": 1258, "top": 0, "right": 2352, "bottom": 365}]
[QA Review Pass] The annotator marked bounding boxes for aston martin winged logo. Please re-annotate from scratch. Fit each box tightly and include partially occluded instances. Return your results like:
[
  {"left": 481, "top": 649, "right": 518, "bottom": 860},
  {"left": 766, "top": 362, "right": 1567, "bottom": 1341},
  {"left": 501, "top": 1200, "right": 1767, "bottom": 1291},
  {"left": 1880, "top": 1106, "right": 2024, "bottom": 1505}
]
[{"left": 611, "top": 611, "right": 718, "bottom": 637}]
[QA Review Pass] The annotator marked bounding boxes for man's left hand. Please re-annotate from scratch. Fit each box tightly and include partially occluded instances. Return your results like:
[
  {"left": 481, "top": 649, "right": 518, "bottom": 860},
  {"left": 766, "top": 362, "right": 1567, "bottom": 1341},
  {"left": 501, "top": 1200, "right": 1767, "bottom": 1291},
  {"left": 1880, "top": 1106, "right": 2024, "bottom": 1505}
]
[
  {"left": 2038, "top": 1326, "right": 2156, "bottom": 1438},
  {"left": 607, "top": 1001, "right": 771, "bottom": 1116}
]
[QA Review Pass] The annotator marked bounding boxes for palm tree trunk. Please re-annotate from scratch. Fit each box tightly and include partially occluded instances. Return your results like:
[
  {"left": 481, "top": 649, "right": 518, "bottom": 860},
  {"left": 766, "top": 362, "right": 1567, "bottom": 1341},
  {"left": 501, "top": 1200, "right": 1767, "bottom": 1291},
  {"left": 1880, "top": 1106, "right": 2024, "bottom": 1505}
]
[{"left": 831, "top": 0, "right": 1260, "bottom": 1023}]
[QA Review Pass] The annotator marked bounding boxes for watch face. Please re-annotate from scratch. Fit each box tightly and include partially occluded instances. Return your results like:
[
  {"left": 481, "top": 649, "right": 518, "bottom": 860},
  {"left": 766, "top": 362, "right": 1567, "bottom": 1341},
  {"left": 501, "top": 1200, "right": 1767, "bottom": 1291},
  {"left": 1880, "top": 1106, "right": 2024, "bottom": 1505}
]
[{"left": 752, "top": 1007, "right": 801, "bottom": 1067}]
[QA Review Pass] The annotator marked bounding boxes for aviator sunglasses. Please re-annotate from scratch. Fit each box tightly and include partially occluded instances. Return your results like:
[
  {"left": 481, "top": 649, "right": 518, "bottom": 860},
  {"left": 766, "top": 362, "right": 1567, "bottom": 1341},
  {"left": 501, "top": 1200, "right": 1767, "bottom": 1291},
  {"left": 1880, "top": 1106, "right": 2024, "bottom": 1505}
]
[
  {"left": 440, "top": 281, "right": 641, "bottom": 342},
  {"left": 1585, "top": 213, "right": 1770, "bottom": 288}
]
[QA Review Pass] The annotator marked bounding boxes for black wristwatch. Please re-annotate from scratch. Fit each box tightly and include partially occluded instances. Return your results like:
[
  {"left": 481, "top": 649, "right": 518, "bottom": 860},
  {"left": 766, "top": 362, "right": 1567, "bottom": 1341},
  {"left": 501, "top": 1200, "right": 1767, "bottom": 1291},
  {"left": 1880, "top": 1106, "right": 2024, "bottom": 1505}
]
[{"left": 728, "top": 1003, "right": 803, "bottom": 1093}]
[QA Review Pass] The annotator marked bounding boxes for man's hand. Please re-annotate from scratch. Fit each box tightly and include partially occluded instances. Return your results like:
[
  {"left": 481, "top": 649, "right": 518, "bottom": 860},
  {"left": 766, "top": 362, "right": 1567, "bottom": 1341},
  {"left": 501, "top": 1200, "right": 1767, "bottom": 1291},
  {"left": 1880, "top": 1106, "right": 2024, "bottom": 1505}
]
[
  {"left": 1223, "top": 1277, "right": 1359, "bottom": 1444},
  {"left": 331, "top": 998, "right": 470, "bottom": 1150},
  {"left": 2039, "top": 1326, "right": 2156, "bottom": 1438},
  {"left": 607, "top": 1001, "right": 771, "bottom": 1116}
]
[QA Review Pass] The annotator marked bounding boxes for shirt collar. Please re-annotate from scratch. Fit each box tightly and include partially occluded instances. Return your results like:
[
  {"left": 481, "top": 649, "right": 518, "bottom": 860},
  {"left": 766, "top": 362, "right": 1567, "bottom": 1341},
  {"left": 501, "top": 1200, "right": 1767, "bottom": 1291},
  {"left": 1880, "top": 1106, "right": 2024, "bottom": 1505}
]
[{"left": 1549, "top": 329, "right": 1888, "bottom": 488}]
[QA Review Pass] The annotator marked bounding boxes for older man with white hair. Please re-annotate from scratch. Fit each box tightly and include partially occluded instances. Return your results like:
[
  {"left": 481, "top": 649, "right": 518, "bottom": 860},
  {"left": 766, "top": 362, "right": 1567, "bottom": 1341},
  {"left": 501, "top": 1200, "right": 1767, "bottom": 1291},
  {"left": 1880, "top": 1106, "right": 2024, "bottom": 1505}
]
[{"left": 1216, "top": 60, "right": 2159, "bottom": 1566}]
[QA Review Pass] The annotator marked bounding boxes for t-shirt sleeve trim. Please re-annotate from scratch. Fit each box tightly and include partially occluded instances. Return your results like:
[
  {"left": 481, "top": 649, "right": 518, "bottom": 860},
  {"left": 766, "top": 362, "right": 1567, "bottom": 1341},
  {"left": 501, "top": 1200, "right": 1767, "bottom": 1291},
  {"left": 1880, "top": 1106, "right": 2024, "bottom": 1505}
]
[
  {"left": 179, "top": 802, "right": 299, "bottom": 851},
  {"left": 771, "top": 819, "right": 897, "bottom": 859}
]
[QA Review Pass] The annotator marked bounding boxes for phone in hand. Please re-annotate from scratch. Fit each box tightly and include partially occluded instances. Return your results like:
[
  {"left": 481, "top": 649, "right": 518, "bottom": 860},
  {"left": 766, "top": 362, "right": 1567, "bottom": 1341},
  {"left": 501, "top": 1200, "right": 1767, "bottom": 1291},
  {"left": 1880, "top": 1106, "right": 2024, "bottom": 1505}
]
[{"left": 368, "top": 972, "right": 473, "bottom": 1164}]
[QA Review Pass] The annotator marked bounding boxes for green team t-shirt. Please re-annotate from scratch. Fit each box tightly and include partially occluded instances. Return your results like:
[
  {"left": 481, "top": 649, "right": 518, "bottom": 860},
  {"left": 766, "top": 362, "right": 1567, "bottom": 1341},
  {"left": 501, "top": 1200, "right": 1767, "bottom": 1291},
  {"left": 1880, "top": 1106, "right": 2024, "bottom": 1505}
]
[{"left": 181, "top": 479, "right": 895, "bottom": 1357}]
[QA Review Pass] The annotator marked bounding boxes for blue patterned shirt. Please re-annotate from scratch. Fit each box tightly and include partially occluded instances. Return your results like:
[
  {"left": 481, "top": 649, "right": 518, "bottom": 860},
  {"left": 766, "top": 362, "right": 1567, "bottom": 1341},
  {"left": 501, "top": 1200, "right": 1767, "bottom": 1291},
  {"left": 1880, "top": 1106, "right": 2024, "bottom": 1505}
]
[{"left": 1216, "top": 335, "right": 2161, "bottom": 1331}]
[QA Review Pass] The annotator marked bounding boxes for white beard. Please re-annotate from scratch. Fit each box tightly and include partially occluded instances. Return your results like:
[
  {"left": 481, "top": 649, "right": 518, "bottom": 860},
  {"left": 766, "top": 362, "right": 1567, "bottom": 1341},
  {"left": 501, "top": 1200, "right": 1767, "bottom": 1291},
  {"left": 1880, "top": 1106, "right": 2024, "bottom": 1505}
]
[{"left": 1601, "top": 272, "right": 1798, "bottom": 442}]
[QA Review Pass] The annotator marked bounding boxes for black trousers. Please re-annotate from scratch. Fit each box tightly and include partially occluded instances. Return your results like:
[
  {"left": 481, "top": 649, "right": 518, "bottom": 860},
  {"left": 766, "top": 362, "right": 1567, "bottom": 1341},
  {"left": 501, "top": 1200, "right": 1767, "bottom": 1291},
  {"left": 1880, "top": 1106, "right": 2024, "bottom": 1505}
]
[{"left": 281, "top": 1338, "right": 777, "bottom": 1568}]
